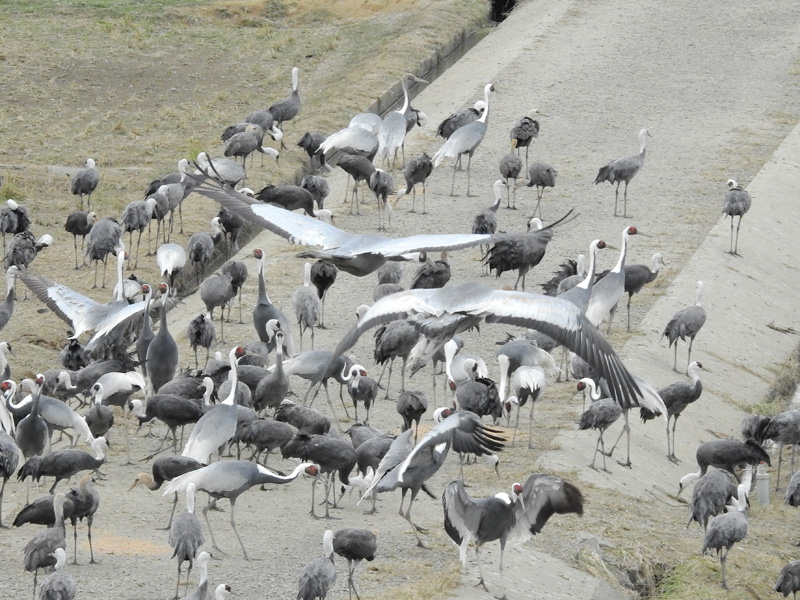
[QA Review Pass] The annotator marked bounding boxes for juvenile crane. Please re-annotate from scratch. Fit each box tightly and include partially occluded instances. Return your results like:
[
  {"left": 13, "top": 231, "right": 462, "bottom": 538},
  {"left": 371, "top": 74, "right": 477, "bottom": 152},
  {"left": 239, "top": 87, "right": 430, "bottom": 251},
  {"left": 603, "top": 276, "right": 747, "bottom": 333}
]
[{"left": 594, "top": 128, "right": 650, "bottom": 217}]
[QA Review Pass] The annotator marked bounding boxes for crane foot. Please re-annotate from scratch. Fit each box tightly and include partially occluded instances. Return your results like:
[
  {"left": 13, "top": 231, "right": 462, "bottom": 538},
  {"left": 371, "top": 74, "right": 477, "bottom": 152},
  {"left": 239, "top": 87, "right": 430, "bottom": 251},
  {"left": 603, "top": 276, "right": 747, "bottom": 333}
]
[
  {"left": 616, "top": 459, "right": 633, "bottom": 469},
  {"left": 667, "top": 454, "right": 680, "bottom": 464}
]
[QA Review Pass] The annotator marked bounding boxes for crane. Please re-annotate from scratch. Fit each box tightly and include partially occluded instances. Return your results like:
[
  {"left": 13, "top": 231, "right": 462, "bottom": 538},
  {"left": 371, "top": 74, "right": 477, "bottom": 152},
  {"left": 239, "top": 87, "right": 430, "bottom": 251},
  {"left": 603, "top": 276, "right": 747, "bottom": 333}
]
[
  {"left": 508, "top": 108, "right": 542, "bottom": 170},
  {"left": 252, "top": 248, "right": 294, "bottom": 356},
  {"left": 432, "top": 83, "right": 495, "bottom": 196},
  {"left": 129, "top": 455, "right": 205, "bottom": 530},
  {"left": 333, "top": 528, "right": 377, "bottom": 600},
  {"left": 292, "top": 262, "right": 322, "bottom": 350},
  {"left": 162, "top": 460, "right": 316, "bottom": 559},
  {"left": 585, "top": 225, "right": 639, "bottom": 332},
  {"left": 84, "top": 217, "right": 121, "bottom": 289},
  {"left": 70, "top": 158, "right": 99, "bottom": 211},
  {"left": 594, "top": 128, "right": 650, "bottom": 217},
  {"left": 342, "top": 364, "right": 378, "bottom": 424},
  {"left": 662, "top": 280, "right": 707, "bottom": 373},
  {"left": 24, "top": 492, "right": 67, "bottom": 596},
  {"left": 37, "top": 548, "right": 76, "bottom": 600},
  {"left": 618, "top": 252, "right": 664, "bottom": 331},
  {"left": 575, "top": 378, "right": 621, "bottom": 472},
  {"left": 497, "top": 355, "right": 546, "bottom": 447},
  {"left": 297, "top": 529, "right": 337, "bottom": 600},
  {"left": 442, "top": 473, "right": 583, "bottom": 600},
  {"left": 498, "top": 151, "right": 522, "bottom": 208},
  {"left": 268, "top": 66, "right": 301, "bottom": 148},
  {"left": 169, "top": 482, "right": 205, "bottom": 599},
  {"left": 377, "top": 73, "right": 427, "bottom": 168},
  {"left": 722, "top": 179, "right": 752, "bottom": 256},
  {"left": 702, "top": 483, "right": 748, "bottom": 589},
  {"left": 395, "top": 153, "right": 433, "bottom": 213}
]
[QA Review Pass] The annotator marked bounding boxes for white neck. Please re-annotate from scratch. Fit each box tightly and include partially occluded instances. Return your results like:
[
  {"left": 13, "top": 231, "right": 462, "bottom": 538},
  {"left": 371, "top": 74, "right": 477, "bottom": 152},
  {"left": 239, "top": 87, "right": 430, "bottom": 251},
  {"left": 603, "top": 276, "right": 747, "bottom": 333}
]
[
  {"left": 613, "top": 229, "right": 629, "bottom": 273},
  {"left": 497, "top": 354, "right": 510, "bottom": 402},
  {"left": 222, "top": 348, "right": 239, "bottom": 406},
  {"left": 398, "top": 77, "right": 411, "bottom": 115},
  {"left": 478, "top": 84, "right": 491, "bottom": 124},
  {"left": 577, "top": 242, "right": 601, "bottom": 290}
]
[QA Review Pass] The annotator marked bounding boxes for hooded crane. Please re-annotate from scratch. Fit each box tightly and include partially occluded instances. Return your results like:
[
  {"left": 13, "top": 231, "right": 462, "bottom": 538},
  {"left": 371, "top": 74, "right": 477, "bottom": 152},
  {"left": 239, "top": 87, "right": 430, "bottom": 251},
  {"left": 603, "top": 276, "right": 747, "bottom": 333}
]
[
  {"left": 119, "top": 199, "right": 155, "bottom": 269},
  {"left": 432, "top": 83, "right": 495, "bottom": 196},
  {"left": 687, "top": 468, "right": 739, "bottom": 531},
  {"left": 722, "top": 179, "right": 752, "bottom": 256},
  {"left": 662, "top": 280, "right": 707, "bottom": 373},
  {"left": 679, "top": 439, "right": 770, "bottom": 493},
  {"left": 70, "top": 158, "right": 99, "bottom": 211},
  {"left": 762, "top": 410, "right": 800, "bottom": 491},
  {"left": 191, "top": 177, "right": 497, "bottom": 278},
  {"left": 24, "top": 492, "right": 67, "bottom": 597},
  {"left": 333, "top": 528, "right": 377, "bottom": 600},
  {"left": 146, "top": 283, "right": 179, "bottom": 393},
  {"left": 368, "top": 168, "right": 394, "bottom": 231},
  {"left": 442, "top": 473, "right": 583, "bottom": 600},
  {"left": 0, "top": 199, "right": 30, "bottom": 259},
  {"left": 187, "top": 217, "right": 224, "bottom": 284},
  {"left": 498, "top": 153, "right": 522, "bottom": 208},
  {"left": 129, "top": 455, "right": 205, "bottom": 530},
  {"left": 84, "top": 217, "right": 121, "bottom": 289},
  {"left": 618, "top": 252, "right": 664, "bottom": 331},
  {"left": 396, "top": 390, "right": 428, "bottom": 442},
  {"left": 436, "top": 100, "right": 486, "bottom": 172},
  {"left": 520, "top": 159, "right": 558, "bottom": 220},
  {"left": 342, "top": 364, "right": 378, "bottom": 424},
  {"left": 163, "top": 460, "right": 316, "bottom": 560},
  {"left": 169, "top": 482, "right": 205, "bottom": 599},
  {"left": 17, "top": 437, "right": 108, "bottom": 494},
  {"left": 484, "top": 209, "right": 574, "bottom": 292},
  {"left": 395, "top": 153, "right": 433, "bottom": 213},
  {"left": 473, "top": 181, "right": 506, "bottom": 269},
  {"left": 64, "top": 210, "right": 97, "bottom": 270},
  {"left": 377, "top": 73, "right": 427, "bottom": 168},
  {"left": 309, "top": 260, "right": 337, "bottom": 329},
  {"left": 200, "top": 271, "right": 234, "bottom": 343},
  {"left": 575, "top": 378, "right": 622, "bottom": 472},
  {"left": 702, "top": 483, "right": 748, "bottom": 589},
  {"left": 775, "top": 560, "right": 800, "bottom": 599},
  {"left": 253, "top": 248, "right": 294, "bottom": 355},
  {"left": 181, "top": 346, "right": 246, "bottom": 463},
  {"left": 293, "top": 262, "right": 322, "bottom": 350},
  {"left": 269, "top": 66, "right": 301, "bottom": 148},
  {"left": 509, "top": 109, "right": 542, "bottom": 170},
  {"left": 594, "top": 128, "right": 650, "bottom": 218},
  {"left": 361, "top": 411, "right": 505, "bottom": 547},
  {"left": 640, "top": 361, "right": 703, "bottom": 462},
  {"left": 297, "top": 529, "right": 337, "bottom": 600},
  {"left": 37, "top": 547, "right": 76, "bottom": 600}
]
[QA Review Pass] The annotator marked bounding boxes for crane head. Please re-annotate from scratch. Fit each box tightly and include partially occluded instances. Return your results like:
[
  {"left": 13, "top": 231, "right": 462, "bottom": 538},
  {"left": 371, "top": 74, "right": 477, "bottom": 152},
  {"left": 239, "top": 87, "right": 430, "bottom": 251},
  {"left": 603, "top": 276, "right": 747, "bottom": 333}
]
[
  {"left": 626, "top": 226, "right": 638, "bottom": 236},
  {"left": 141, "top": 284, "right": 151, "bottom": 294},
  {"left": 158, "top": 282, "right": 169, "bottom": 295},
  {"left": 359, "top": 368, "right": 367, "bottom": 377},
  {"left": 0, "top": 380, "right": 11, "bottom": 393},
  {"left": 35, "top": 373, "right": 45, "bottom": 386},
  {"left": 596, "top": 240, "right": 606, "bottom": 249},
  {"left": 254, "top": 248, "right": 264, "bottom": 259},
  {"left": 576, "top": 380, "right": 587, "bottom": 392},
  {"left": 305, "top": 464, "right": 319, "bottom": 476},
  {"left": 234, "top": 346, "right": 246, "bottom": 360}
]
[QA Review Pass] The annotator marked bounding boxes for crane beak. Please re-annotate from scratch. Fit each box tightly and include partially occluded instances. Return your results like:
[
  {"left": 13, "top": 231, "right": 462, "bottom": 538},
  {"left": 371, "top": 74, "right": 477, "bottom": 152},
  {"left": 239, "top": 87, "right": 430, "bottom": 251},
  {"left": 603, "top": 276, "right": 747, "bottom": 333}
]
[
  {"left": 604, "top": 244, "right": 619, "bottom": 251},
  {"left": 128, "top": 480, "right": 139, "bottom": 492}
]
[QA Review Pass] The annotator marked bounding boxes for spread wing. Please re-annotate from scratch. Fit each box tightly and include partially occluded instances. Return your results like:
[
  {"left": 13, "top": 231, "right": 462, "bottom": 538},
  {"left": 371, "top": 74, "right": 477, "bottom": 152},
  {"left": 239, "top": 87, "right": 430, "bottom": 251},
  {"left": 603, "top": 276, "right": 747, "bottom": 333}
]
[
  {"left": 511, "top": 473, "right": 584, "bottom": 543},
  {"left": 442, "top": 479, "right": 483, "bottom": 564}
]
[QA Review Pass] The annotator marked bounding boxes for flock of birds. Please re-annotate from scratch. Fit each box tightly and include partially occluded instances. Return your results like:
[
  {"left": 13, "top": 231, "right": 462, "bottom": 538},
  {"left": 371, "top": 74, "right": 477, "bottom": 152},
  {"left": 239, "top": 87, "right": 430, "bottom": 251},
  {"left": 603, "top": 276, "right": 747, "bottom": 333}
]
[{"left": 0, "top": 52, "right": 794, "bottom": 600}]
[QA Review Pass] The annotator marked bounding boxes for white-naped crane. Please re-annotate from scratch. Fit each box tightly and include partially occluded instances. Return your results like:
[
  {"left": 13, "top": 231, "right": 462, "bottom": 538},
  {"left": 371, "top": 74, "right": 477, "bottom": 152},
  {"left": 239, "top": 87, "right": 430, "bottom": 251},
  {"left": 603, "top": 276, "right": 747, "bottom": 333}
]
[
  {"left": 575, "top": 378, "right": 621, "bottom": 472},
  {"left": 342, "top": 364, "right": 378, "bottom": 424},
  {"left": 156, "top": 243, "right": 185, "bottom": 294},
  {"left": 433, "top": 83, "right": 495, "bottom": 196},
  {"left": 702, "top": 483, "right": 748, "bottom": 589},
  {"left": 722, "top": 179, "right": 752, "bottom": 256},
  {"left": 169, "top": 482, "right": 205, "bottom": 599},
  {"left": 129, "top": 455, "right": 205, "bottom": 530},
  {"left": 442, "top": 473, "right": 583, "bottom": 600},
  {"left": 297, "top": 529, "right": 337, "bottom": 600},
  {"left": 361, "top": 411, "right": 505, "bottom": 547},
  {"left": 640, "top": 361, "right": 703, "bottom": 462},
  {"left": 190, "top": 175, "right": 496, "bottom": 278},
  {"left": 497, "top": 355, "right": 546, "bottom": 448},
  {"left": 662, "top": 280, "right": 707, "bottom": 373},
  {"left": 594, "top": 128, "right": 650, "bottom": 218},
  {"left": 162, "top": 460, "right": 317, "bottom": 560},
  {"left": 325, "top": 281, "right": 668, "bottom": 467},
  {"left": 70, "top": 158, "right": 99, "bottom": 211},
  {"left": 395, "top": 153, "right": 433, "bottom": 214},
  {"left": 585, "top": 225, "right": 639, "bottom": 332},
  {"left": 436, "top": 100, "right": 485, "bottom": 142},
  {"left": 333, "top": 528, "right": 377, "bottom": 600},
  {"left": 181, "top": 346, "right": 245, "bottom": 464},
  {"left": 377, "top": 73, "right": 427, "bottom": 168},
  {"left": 179, "top": 550, "right": 211, "bottom": 600}
]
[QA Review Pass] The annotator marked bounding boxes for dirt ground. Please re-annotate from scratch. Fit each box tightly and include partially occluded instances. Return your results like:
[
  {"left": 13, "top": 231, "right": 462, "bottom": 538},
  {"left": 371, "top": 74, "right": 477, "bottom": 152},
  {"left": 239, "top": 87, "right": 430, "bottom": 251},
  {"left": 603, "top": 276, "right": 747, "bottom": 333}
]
[{"left": 2, "top": 0, "right": 800, "bottom": 599}]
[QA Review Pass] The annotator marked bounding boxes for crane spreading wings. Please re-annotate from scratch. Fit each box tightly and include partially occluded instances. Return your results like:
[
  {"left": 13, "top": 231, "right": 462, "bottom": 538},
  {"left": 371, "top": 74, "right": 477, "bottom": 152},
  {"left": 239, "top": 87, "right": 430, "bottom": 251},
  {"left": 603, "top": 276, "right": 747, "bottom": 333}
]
[
  {"left": 323, "top": 281, "right": 667, "bottom": 414},
  {"left": 189, "top": 174, "right": 496, "bottom": 276}
]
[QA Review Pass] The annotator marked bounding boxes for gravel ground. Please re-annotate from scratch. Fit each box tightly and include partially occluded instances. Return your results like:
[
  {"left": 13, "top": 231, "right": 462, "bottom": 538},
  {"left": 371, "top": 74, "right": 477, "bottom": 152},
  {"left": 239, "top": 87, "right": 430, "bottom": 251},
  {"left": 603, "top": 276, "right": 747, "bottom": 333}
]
[{"left": 2, "top": 0, "right": 800, "bottom": 599}]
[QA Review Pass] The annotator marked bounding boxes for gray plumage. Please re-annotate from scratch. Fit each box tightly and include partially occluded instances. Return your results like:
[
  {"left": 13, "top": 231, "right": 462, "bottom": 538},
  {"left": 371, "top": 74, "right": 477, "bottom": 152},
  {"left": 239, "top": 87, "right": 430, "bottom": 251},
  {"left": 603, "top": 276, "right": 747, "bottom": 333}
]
[
  {"left": 269, "top": 67, "right": 301, "bottom": 141},
  {"left": 472, "top": 180, "right": 504, "bottom": 261},
  {"left": 0, "top": 199, "right": 31, "bottom": 255},
  {"left": 342, "top": 364, "right": 378, "bottom": 424},
  {"left": 433, "top": 83, "right": 494, "bottom": 196},
  {"left": 776, "top": 560, "right": 800, "bottom": 598},
  {"left": 253, "top": 329, "right": 289, "bottom": 413},
  {"left": 70, "top": 158, "right": 99, "bottom": 210},
  {"left": 763, "top": 410, "right": 800, "bottom": 491},
  {"left": 85, "top": 217, "right": 121, "bottom": 289},
  {"left": 136, "top": 285, "right": 155, "bottom": 379},
  {"left": 244, "top": 109, "right": 275, "bottom": 134},
  {"left": 687, "top": 469, "right": 738, "bottom": 531},
  {"left": 24, "top": 492, "right": 67, "bottom": 596},
  {"left": 310, "top": 260, "right": 337, "bottom": 329},
  {"left": 297, "top": 530, "right": 336, "bottom": 600},
  {"left": 253, "top": 248, "right": 294, "bottom": 356},
  {"left": 65, "top": 474, "right": 100, "bottom": 565},
  {"left": 436, "top": 101, "right": 484, "bottom": 139},
  {"left": 410, "top": 252, "right": 450, "bottom": 290},
  {"left": 523, "top": 160, "right": 557, "bottom": 218},
  {"left": 196, "top": 152, "right": 244, "bottom": 187},
  {"left": 5, "top": 231, "right": 52, "bottom": 274},
  {"left": 333, "top": 528, "right": 377, "bottom": 600},
  {"left": 217, "top": 207, "right": 245, "bottom": 257},
  {"left": 301, "top": 175, "right": 330, "bottom": 210},
  {"left": 498, "top": 153, "right": 522, "bottom": 208},
  {"left": 221, "top": 259, "right": 248, "bottom": 324},
  {"left": 64, "top": 210, "right": 96, "bottom": 270},
  {"left": 13, "top": 376, "right": 49, "bottom": 462},
  {"left": 238, "top": 418, "right": 296, "bottom": 464},
  {"left": 691, "top": 438, "right": 770, "bottom": 481},
  {"left": 558, "top": 240, "right": 606, "bottom": 315},
  {"left": 619, "top": 252, "right": 664, "bottom": 331},
  {"left": 594, "top": 128, "right": 649, "bottom": 218},
  {"left": 576, "top": 378, "right": 621, "bottom": 472},
  {"left": 187, "top": 313, "right": 216, "bottom": 369},
  {"left": 178, "top": 551, "right": 211, "bottom": 600},
  {"left": 661, "top": 280, "right": 707, "bottom": 373},
  {"left": 349, "top": 112, "right": 382, "bottom": 136},
  {"left": 722, "top": 179, "right": 752, "bottom": 255},
  {"left": 396, "top": 153, "right": 433, "bottom": 213},
  {"left": 17, "top": 437, "right": 108, "bottom": 494},
  {"left": 586, "top": 226, "right": 639, "bottom": 332},
  {"left": 702, "top": 484, "right": 748, "bottom": 589},
  {"left": 37, "top": 548, "right": 76, "bottom": 600},
  {"left": 187, "top": 217, "right": 223, "bottom": 284},
  {"left": 256, "top": 184, "right": 316, "bottom": 217},
  {"left": 293, "top": 262, "right": 322, "bottom": 350},
  {"left": 373, "top": 319, "right": 419, "bottom": 396},
  {"left": 200, "top": 271, "right": 234, "bottom": 343},
  {"left": 377, "top": 74, "right": 425, "bottom": 168},
  {"left": 119, "top": 199, "right": 154, "bottom": 269},
  {"left": 223, "top": 123, "right": 264, "bottom": 167},
  {"left": 318, "top": 127, "right": 378, "bottom": 172},
  {"left": 0, "top": 266, "right": 17, "bottom": 333},
  {"left": 368, "top": 168, "right": 394, "bottom": 231},
  {"left": 129, "top": 455, "right": 205, "bottom": 530},
  {"left": 509, "top": 109, "right": 541, "bottom": 169},
  {"left": 169, "top": 483, "right": 205, "bottom": 600},
  {"left": 396, "top": 390, "right": 428, "bottom": 441},
  {"left": 275, "top": 399, "right": 331, "bottom": 436},
  {"left": 442, "top": 473, "right": 583, "bottom": 599},
  {"left": 0, "top": 429, "right": 19, "bottom": 527},
  {"left": 640, "top": 361, "right": 703, "bottom": 462},
  {"left": 147, "top": 283, "right": 179, "bottom": 393},
  {"left": 376, "top": 262, "right": 402, "bottom": 285},
  {"left": 298, "top": 133, "right": 328, "bottom": 167}
]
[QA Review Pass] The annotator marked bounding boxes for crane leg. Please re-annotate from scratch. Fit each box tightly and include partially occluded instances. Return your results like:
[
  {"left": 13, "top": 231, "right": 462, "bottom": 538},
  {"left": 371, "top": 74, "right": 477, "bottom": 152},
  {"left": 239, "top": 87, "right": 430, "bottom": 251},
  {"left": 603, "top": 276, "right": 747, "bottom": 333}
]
[
  {"left": 473, "top": 546, "right": 489, "bottom": 592},
  {"left": 622, "top": 181, "right": 629, "bottom": 218},
  {"left": 449, "top": 162, "right": 457, "bottom": 196},
  {"left": 202, "top": 499, "right": 225, "bottom": 555},
  {"left": 159, "top": 492, "right": 179, "bottom": 531},
  {"left": 672, "top": 343, "right": 679, "bottom": 373},
  {"left": 668, "top": 416, "right": 681, "bottom": 463},
  {"left": 776, "top": 443, "right": 785, "bottom": 492},
  {"left": 627, "top": 295, "right": 633, "bottom": 332},
  {"left": 735, "top": 215, "right": 744, "bottom": 255},
  {"left": 720, "top": 548, "right": 729, "bottom": 589},
  {"left": 72, "top": 521, "right": 78, "bottom": 565},
  {"left": 422, "top": 182, "right": 428, "bottom": 215},
  {"left": 466, "top": 154, "right": 473, "bottom": 197},
  {"left": 686, "top": 338, "right": 695, "bottom": 374},
  {"left": 527, "top": 401, "right": 536, "bottom": 450},
  {"left": 229, "top": 499, "right": 251, "bottom": 560},
  {"left": 607, "top": 410, "right": 632, "bottom": 467}
]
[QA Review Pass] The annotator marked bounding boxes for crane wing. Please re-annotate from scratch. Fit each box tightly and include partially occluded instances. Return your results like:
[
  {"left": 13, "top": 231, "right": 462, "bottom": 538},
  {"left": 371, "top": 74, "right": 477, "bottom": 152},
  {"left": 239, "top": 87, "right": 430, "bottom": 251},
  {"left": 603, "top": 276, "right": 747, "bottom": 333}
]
[
  {"left": 360, "top": 428, "right": 414, "bottom": 500},
  {"left": 511, "top": 473, "right": 584, "bottom": 544},
  {"left": 18, "top": 270, "right": 99, "bottom": 337},
  {"left": 442, "top": 479, "right": 483, "bottom": 564}
]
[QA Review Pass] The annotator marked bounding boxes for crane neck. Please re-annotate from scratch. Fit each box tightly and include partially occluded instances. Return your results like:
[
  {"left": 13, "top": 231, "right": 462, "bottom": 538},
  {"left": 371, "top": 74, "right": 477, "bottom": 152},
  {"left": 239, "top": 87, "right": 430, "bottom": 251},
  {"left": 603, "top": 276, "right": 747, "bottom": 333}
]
[
  {"left": 497, "top": 354, "right": 510, "bottom": 402},
  {"left": 186, "top": 485, "right": 196, "bottom": 514},
  {"left": 612, "top": 230, "right": 629, "bottom": 273},
  {"left": 478, "top": 84, "right": 491, "bottom": 124},
  {"left": 694, "top": 281, "right": 704, "bottom": 307},
  {"left": 585, "top": 379, "right": 601, "bottom": 401},
  {"left": 222, "top": 348, "right": 240, "bottom": 406},
  {"left": 577, "top": 243, "right": 600, "bottom": 290},
  {"left": 398, "top": 77, "right": 411, "bottom": 116},
  {"left": 257, "top": 255, "right": 270, "bottom": 304},
  {"left": 113, "top": 252, "right": 126, "bottom": 302}
]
